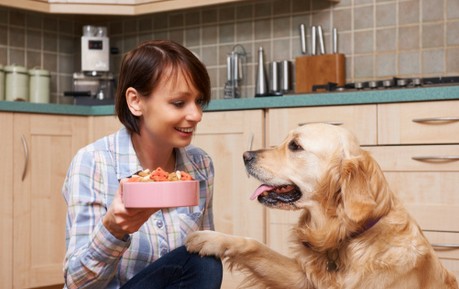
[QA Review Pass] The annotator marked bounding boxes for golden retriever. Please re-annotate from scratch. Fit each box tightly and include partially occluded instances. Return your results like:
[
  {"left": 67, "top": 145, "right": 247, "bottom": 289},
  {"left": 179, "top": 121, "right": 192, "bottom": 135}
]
[{"left": 186, "top": 123, "right": 458, "bottom": 289}]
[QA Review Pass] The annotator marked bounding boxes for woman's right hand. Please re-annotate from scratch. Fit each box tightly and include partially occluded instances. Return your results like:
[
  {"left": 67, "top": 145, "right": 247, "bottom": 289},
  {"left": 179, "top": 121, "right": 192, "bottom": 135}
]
[{"left": 102, "top": 179, "right": 159, "bottom": 240}]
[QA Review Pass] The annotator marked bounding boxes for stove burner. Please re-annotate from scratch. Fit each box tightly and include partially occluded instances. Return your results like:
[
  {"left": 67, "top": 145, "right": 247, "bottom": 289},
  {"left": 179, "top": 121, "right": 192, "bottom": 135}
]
[{"left": 307, "top": 76, "right": 459, "bottom": 93}]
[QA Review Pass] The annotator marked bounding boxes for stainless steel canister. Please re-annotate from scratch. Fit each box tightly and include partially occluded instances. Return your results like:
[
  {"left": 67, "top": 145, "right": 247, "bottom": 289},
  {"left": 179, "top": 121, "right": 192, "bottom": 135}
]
[
  {"left": 280, "top": 60, "right": 292, "bottom": 93},
  {"left": 5, "top": 65, "right": 29, "bottom": 101},
  {"left": 269, "top": 61, "right": 281, "bottom": 95},
  {"left": 0, "top": 65, "right": 4, "bottom": 101},
  {"left": 29, "top": 68, "right": 50, "bottom": 103}
]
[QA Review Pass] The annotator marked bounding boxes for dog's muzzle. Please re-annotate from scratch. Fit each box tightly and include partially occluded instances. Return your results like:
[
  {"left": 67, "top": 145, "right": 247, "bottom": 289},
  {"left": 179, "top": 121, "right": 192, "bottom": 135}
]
[{"left": 243, "top": 150, "right": 302, "bottom": 208}]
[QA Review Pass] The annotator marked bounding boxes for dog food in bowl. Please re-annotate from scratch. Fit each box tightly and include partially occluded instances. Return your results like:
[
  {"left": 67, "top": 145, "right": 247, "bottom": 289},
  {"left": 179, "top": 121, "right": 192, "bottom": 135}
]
[{"left": 122, "top": 168, "right": 199, "bottom": 208}]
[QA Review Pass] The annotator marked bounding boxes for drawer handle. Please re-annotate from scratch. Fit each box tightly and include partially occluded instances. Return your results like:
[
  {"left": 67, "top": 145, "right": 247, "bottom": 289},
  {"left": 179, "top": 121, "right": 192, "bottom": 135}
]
[
  {"left": 21, "top": 135, "right": 29, "bottom": 181},
  {"left": 412, "top": 117, "right": 459, "bottom": 123},
  {"left": 298, "top": 121, "right": 343, "bottom": 126},
  {"left": 431, "top": 243, "right": 459, "bottom": 249},
  {"left": 412, "top": 156, "right": 459, "bottom": 162}
]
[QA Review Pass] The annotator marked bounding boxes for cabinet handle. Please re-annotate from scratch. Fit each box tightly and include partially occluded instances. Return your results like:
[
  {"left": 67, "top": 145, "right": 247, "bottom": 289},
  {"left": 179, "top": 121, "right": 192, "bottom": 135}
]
[
  {"left": 412, "top": 117, "right": 459, "bottom": 123},
  {"left": 431, "top": 243, "right": 459, "bottom": 249},
  {"left": 412, "top": 156, "right": 459, "bottom": 162},
  {"left": 298, "top": 121, "right": 343, "bottom": 126},
  {"left": 21, "top": 135, "right": 29, "bottom": 181}
]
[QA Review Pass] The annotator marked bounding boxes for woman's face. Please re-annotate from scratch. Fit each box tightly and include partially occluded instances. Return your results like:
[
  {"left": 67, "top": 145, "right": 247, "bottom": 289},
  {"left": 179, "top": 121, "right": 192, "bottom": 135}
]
[{"left": 138, "top": 69, "right": 204, "bottom": 149}]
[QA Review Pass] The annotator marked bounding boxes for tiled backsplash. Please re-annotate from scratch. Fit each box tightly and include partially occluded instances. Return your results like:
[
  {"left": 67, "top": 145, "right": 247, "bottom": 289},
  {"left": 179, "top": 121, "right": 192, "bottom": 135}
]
[{"left": 0, "top": 0, "right": 458, "bottom": 102}]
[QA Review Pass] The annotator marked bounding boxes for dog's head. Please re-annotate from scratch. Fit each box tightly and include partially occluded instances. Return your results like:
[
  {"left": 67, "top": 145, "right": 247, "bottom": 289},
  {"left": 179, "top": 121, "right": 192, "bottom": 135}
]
[{"left": 243, "top": 123, "right": 389, "bottom": 225}]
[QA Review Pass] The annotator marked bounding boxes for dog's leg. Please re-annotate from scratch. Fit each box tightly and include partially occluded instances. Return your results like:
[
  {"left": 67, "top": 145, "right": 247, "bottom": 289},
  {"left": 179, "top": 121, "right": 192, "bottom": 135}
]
[{"left": 186, "top": 230, "right": 314, "bottom": 289}]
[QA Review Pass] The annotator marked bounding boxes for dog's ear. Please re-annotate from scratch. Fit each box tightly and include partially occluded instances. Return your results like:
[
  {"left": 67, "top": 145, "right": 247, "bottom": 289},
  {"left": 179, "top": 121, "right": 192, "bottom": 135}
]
[{"left": 340, "top": 152, "right": 378, "bottom": 224}]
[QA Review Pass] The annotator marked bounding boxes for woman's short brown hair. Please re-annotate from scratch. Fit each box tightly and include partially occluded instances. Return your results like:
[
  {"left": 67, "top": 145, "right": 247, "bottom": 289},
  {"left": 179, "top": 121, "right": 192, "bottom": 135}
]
[{"left": 115, "top": 40, "right": 211, "bottom": 134}]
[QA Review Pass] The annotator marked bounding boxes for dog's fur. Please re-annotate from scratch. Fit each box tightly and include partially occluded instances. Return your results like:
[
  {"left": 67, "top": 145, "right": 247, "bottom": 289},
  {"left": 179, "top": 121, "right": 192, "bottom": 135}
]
[{"left": 186, "top": 123, "right": 458, "bottom": 289}]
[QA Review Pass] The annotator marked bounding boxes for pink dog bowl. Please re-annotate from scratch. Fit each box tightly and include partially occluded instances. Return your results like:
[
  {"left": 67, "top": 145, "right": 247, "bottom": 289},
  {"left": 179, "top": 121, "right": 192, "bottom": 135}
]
[{"left": 122, "top": 180, "right": 199, "bottom": 208}]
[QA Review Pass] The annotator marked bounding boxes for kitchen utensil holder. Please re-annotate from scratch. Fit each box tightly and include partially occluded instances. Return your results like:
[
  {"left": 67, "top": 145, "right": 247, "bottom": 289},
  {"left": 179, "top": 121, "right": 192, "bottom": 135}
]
[{"left": 295, "top": 53, "right": 346, "bottom": 93}]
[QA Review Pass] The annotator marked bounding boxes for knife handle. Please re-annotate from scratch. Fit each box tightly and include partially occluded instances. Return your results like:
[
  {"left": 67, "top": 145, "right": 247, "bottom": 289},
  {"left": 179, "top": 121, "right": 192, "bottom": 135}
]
[
  {"left": 317, "top": 25, "right": 325, "bottom": 55},
  {"left": 311, "top": 26, "right": 317, "bottom": 55},
  {"left": 299, "top": 24, "right": 307, "bottom": 55}
]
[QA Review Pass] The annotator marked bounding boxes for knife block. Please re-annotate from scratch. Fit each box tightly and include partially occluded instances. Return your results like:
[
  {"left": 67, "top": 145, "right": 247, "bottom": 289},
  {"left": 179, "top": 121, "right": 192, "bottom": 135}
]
[{"left": 295, "top": 54, "right": 346, "bottom": 93}]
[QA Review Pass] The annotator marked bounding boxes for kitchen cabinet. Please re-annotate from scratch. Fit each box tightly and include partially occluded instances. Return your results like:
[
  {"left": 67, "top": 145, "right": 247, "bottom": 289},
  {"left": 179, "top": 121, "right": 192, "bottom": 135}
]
[
  {"left": 265, "top": 101, "right": 459, "bottom": 280},
  {"left": 0, "top": 112, "right": 14, "bottom": 289},
  {"left": 370, "top": 100, "right": 459, "bottom": 279},
  {"left": 12, "top": 113, "right": 89, "bottom": 289},
  {"left": 2, "top": 0, "right": 340, "bottom": 15},
  {"left": 2, "top": 0, "right": 244, "bottom": 15},
  {"left": 191, "top": 110, "right": 266, "bottom": 289}
]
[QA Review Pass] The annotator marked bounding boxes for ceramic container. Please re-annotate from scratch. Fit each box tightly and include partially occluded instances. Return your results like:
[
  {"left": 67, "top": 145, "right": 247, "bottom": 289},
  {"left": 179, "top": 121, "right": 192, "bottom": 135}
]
[
  {"left": 5, "top": 65, "right": 29, "bottom": 101},
  {"left": 29, "top": 68, "right": 50, "bottom": 103},
  {"left": 122, "top": 180, "right": 199, "bottom": 208}
]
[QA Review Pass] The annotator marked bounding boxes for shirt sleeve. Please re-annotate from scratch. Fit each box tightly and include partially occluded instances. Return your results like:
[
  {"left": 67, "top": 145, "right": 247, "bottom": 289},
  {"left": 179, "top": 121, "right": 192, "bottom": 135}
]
[{"left": 62, "top": 148, "right": 130, "bottom": 289}]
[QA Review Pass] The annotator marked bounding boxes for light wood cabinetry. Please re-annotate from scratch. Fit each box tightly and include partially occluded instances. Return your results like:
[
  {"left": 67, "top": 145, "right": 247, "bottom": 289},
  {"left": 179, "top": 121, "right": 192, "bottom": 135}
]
[
  {"left": 2, "top": 0, "right": 339, "bottom": 15},
  {"left": 0, "top": 112, "right": 14, "bottom": 289},
  {"left": 265, "top": 101, "right": 459, "bottom": 280},
  {"left": 12, "top": 113, "right": 89, "bottom": 289},
  {"left": 370, "top": 100, "right": 459, "bottom": 279},
  {"left": 191, "top": 110, "right": 265, "bottom": 289}
]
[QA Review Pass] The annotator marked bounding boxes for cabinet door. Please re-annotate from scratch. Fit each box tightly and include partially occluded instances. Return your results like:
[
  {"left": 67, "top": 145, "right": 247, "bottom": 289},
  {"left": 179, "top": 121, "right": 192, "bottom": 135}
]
[
  {"left": 267, "top": 105, "right": 377, "bottom": 146},
  {"left": 89, "top": 115, "right": 122, "bottom": 142},
  {"left": 191, "top": 110, "right": 265, "bottom": 288},
  {"left": 0, "top": 112, "right": 13, "bottom": 289},
  {"left": 13, "top": 114, "right": 89, "bottom": 289}
]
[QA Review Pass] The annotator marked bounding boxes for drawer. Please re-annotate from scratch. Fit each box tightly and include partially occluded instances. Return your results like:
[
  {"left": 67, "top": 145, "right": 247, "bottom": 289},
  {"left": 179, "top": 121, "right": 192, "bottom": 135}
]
[
  {"left": 424, "top": 231, "right": 459, "bottom": 280},
  {"left": 267, "top": 105, "right": 377, "bottom": 146},
  {"left": 378, "top": 100, "right": 459, "bottom": 145},
  {"left": 366, "top": 145, "right": 459, "bottom": 172}
]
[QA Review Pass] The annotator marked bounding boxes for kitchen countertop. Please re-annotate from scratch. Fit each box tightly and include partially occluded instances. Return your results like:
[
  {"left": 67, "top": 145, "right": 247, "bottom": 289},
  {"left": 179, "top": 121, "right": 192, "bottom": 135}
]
[{"left": 1, "top": 85, "right": 458, "bottom": 116}]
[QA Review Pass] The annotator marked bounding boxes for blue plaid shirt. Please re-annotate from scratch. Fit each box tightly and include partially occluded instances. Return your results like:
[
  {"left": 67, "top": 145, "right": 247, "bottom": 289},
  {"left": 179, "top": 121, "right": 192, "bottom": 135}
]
[{"left": 62, "top": 127, "right": 215, "bottom": 289}]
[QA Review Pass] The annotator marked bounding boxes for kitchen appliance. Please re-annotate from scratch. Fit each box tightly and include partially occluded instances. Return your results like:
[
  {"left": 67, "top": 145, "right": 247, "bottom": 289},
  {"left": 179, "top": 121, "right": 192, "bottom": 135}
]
[
  {"left": 306, "top": 76, "right": 459, "bottom": 93},
  {"left": 81, "top": 25, "right": 109, "bottom": 72},
  {"left": 65, "top": 25, "right": 115, "bottom": 105}
]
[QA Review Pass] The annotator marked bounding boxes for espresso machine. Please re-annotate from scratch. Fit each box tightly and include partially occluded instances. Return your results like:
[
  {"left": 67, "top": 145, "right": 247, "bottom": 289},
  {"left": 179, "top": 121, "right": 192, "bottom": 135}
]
[{"left": 65, "top": 25, "right": 115, "bottom": 105}]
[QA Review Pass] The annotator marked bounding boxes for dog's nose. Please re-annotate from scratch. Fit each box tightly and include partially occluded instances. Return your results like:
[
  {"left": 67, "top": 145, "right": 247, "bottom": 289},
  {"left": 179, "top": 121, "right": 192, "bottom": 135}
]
[{"left": 243, "top": 151, "right": 255, "bottom": 165}]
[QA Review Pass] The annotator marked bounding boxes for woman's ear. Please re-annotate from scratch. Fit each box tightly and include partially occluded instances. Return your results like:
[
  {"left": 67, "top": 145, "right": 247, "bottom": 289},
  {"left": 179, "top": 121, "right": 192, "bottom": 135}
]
[{"left": 126, "top": 87, "right": 143, "bottom": 117}]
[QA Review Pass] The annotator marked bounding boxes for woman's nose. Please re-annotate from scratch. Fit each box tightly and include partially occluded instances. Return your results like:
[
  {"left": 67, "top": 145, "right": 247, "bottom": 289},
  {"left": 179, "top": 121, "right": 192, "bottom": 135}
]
[{"left": 186, "top": 103, "right": 202, "bottom": 122}]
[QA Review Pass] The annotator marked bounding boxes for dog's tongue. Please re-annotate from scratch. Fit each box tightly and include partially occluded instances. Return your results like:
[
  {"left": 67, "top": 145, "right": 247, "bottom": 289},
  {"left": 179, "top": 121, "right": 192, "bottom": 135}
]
[{"left": 250, "top": 184, "right": 274, "bottom": 200}]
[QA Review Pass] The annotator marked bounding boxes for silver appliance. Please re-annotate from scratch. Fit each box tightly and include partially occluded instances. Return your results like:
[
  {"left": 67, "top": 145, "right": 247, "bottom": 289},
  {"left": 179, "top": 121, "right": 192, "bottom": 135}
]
[
  {"left": 64, "top": 25, "right": 115, "bottom": 105},
  {"left": 81, "top": 25, "right": 110, "bottom": 72}
]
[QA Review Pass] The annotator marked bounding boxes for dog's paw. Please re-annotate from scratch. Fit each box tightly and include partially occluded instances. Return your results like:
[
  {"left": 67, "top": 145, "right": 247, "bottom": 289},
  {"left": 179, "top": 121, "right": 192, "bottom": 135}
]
[{"left": 185, "top": 230, "right": 233, "bottom": 258}]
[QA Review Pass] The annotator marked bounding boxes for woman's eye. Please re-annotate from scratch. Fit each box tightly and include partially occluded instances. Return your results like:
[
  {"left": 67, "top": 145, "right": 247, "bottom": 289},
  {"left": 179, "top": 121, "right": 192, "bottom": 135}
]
[
  {"left": 196, "top": 97, "right": 205, "bottom": 107},
  {"left": 172, "top": 101, "right": 185, "bottom": 108}
]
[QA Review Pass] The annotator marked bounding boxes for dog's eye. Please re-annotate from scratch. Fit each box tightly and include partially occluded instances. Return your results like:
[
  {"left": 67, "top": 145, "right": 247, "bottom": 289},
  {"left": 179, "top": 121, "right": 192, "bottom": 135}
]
[{"left": 288, "top": 140, "right": 303, "bottom": 151}]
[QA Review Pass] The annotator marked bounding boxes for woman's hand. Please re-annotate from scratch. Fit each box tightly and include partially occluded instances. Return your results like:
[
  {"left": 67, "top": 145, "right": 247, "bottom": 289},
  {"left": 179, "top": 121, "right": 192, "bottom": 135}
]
[{"left": 103, "top": 179, "right": 159, "bottom": 240}]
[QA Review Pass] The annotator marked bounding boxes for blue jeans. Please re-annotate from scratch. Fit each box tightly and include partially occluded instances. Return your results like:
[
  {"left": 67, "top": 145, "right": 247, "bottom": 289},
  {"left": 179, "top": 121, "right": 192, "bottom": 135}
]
[{"left": 121, "top": 246, "right": 223, "bottom": 289}]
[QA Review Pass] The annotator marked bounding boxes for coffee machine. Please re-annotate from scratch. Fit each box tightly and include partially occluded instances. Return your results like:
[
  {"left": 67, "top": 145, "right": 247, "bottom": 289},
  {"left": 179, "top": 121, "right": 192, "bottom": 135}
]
[{"left": 65, "top": 25, "right": 115, "bottom": 105}]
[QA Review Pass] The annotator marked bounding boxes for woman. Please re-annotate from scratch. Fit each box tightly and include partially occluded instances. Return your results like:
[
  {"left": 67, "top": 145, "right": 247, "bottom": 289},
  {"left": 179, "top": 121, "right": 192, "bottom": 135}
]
[{"left": 62, "top": 40, "right": 223, "bottom": 289}]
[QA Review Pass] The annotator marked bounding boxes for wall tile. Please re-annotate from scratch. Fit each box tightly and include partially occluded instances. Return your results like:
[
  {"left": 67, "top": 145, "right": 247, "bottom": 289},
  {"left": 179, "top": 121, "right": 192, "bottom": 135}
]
[
  {"left": 1, "top": 0, "right": 457, "bottom": 102},
  {"left": 422, "top": 49, "right": 445, "bottom": 74},
  {"left": 398, "top": 25, "right": 420, "bottom": 50},
  {"left": 354, "top": 6, "right": 374, "bottom": 30},
  {"left": 398, "top": 51, "right": 421, "bottom": 75},
  {"left": 422, "top": 23, "right": 444, "bottom": 49},
  {"left": 422, "top": 0, "right": 444, "bottom": 22},
  {"left": 376, "top": 2, "right": 396, "bottom": 27}
]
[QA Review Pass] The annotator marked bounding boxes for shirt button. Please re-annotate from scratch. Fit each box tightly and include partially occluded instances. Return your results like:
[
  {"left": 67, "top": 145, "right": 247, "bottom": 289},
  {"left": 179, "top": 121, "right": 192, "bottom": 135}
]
[{"left": 156, "top": 220, "right": 163, "bottom": 228}]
